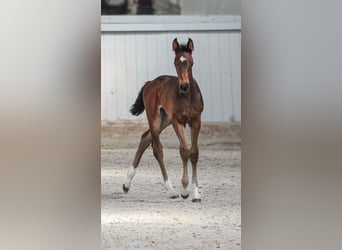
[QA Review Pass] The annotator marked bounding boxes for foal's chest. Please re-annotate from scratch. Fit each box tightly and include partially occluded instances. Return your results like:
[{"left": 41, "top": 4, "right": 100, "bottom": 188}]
[{"left": 175, "top": 104, "right": 200, "bottom": 125}]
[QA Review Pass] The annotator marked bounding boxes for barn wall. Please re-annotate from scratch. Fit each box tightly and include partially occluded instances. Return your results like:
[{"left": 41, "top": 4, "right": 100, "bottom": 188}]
[{"left": 101, "top": 16, "right": 241, "bottom": 122}]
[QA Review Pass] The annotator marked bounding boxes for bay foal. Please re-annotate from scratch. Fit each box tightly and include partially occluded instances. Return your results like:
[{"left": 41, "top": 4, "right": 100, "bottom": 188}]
[{"left": 123, "top": 38, "right": 204, "bottom": 202}]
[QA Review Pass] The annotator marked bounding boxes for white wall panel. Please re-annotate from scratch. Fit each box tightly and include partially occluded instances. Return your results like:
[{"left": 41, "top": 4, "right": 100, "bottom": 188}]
[{"left": 101, "top": 16, "right": 241, "bottom": 122}]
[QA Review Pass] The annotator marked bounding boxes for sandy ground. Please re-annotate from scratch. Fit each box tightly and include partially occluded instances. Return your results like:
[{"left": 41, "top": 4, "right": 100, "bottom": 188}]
[{"left": 101, "top": 121, "right": 241, "bottom": 250}]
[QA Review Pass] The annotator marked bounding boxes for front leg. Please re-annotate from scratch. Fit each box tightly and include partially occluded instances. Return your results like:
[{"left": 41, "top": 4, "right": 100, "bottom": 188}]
[
  {"left": 190, "top": 117, "right": 201, "bottom": 202},
  {"left": 172, "top": 120, "right": 191, "bottom": 199}
]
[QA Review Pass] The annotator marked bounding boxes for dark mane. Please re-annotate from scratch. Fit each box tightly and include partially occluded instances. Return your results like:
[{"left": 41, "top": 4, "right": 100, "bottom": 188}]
[{"left": 175, "top": 45, "right": 192, "bottom": 54}]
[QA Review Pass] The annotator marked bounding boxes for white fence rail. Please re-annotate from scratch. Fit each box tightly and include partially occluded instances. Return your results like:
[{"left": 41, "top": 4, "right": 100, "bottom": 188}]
[{"left": 101, "top": 16, "right": 241, "bottom": 122}]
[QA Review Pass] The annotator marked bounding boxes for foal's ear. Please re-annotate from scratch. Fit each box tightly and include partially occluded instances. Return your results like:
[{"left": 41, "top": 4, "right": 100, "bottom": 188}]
[
  {"left": 187, "top": 38, "right": 194, "bottom": 51},
  {"left": 172, "top": 38, "right": 179, "bottom": 52}
]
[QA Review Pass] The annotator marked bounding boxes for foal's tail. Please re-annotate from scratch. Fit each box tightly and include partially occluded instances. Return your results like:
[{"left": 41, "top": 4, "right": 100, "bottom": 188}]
[{"left": 130, "top": 83, "right": 146, "bottom": 116}]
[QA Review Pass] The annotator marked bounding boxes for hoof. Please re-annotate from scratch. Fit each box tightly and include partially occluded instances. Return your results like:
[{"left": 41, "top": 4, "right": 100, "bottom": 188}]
[
  {"left": 123, "top": 184, "right": 129, "bottom": 193},
  {"left": 181, "top": 193, "right": 189, "bottom": 199},
  {"left": 169, "top": 194, "right": 179, "bottom": 199},
  {"left": 192, "top": 198, "right": 201, "bottom": 203}
]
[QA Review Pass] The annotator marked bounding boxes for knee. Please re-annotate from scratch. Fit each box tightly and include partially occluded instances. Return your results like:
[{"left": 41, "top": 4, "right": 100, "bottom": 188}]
[
  {"left": 179, "top": 147, "right": 190, "bottom": 160},
  {"left": 152, "top": 141, "right": 163, "bottom": 155},
  {"left": 190, "top": 149, "right": 199, "bottom": 164}
]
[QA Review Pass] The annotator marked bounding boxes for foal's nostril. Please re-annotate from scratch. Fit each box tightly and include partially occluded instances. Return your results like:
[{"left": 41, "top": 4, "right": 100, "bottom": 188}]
[{"left": 180, "top": 84, "right": 189, "bottom": 92}]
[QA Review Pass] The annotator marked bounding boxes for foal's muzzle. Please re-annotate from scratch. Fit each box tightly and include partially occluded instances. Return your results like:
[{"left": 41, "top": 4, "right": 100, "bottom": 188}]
[{"left": 180, "top": 83, "right": 190, "bottom": 92}]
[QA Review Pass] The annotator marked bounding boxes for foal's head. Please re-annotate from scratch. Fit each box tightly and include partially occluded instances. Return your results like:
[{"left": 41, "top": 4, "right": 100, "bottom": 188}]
[{"left": 172, "top": 38, "right": 194, "bottom": 93}]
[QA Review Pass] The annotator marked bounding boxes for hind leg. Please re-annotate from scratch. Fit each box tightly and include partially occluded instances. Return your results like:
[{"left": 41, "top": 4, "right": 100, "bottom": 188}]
[
  {"left": 150, "top": 129, "right": 178, "bottom": 198},
  {"left": 123, "top": 129, "right": 152, "bottom": 193},
  {"left": 148, "top": 110, "right": 178, "bottom": 198}
]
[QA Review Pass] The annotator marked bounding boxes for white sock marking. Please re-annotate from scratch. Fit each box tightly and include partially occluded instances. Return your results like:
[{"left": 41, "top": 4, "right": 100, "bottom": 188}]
[
  {"left": 124, "top": 166, "right": 136, "bottom": 189},
  {"left": 181, "top": 186, "right": 189, "bottom": 196},
  {"left": 165, "top": 180, "right": 179, "bottom": 197},
  {"left": 164, "top": 180, "right": 174, "bottom": 192},
  {"left": 192, "top": 184, "right": 201, "bottom": 200}
]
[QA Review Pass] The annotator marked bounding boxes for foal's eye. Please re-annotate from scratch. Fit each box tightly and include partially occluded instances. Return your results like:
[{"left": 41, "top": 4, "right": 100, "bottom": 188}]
[{"left": 190, "top": 62, "right": 194, "bottom": 66}]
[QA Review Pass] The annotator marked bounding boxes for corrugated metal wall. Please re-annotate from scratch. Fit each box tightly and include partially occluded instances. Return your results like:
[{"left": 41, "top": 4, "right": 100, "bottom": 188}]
[{"left": 101, "top": 16, "right": 241, "bottom": 122}]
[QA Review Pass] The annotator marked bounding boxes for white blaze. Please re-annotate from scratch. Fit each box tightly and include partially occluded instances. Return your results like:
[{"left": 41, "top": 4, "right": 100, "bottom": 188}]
[{"left": 180, "top": 56, "right": 187, "bottom": 62}]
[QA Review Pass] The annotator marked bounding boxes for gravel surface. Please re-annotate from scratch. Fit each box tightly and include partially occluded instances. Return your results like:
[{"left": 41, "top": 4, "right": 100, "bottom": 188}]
[{"left": 101, "top": 122, "right": 241, "bottom": 250}]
